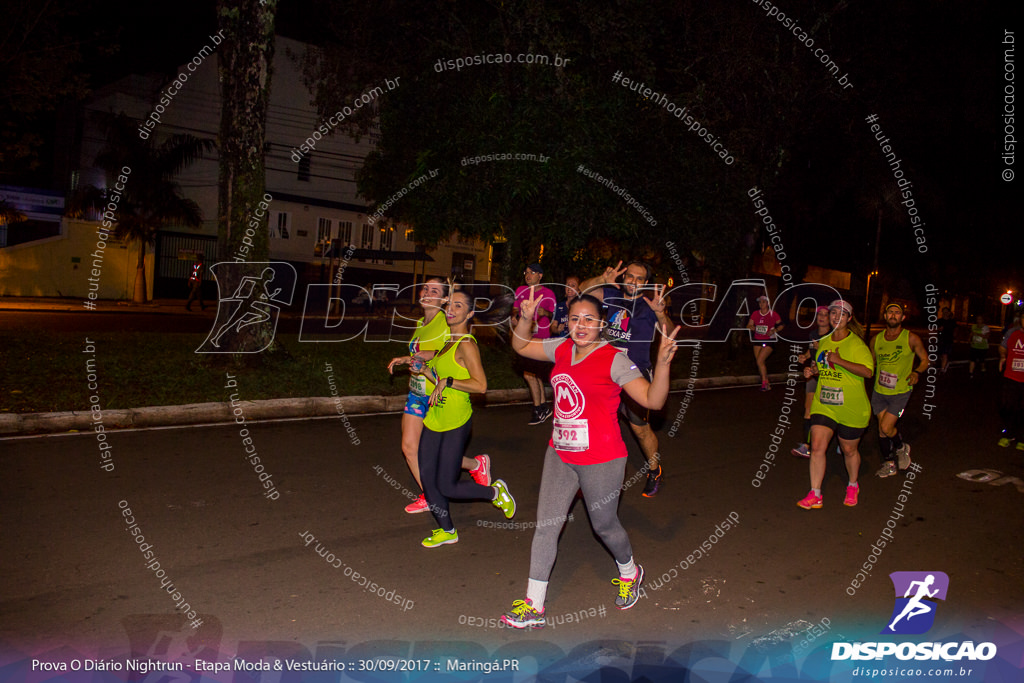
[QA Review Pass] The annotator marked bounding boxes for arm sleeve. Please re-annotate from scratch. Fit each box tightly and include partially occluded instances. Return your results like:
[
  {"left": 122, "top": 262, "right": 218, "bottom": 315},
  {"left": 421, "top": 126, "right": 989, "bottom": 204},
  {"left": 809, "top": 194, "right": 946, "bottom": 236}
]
[
  {"left": 852, "top": 337, "right": 875, "bottom": 374},
  {"left": 541, "top": 337, "right": 565, "bottom": 362},
  {"left": 610, "top": 352, "right": 644, "bottom": 386}
]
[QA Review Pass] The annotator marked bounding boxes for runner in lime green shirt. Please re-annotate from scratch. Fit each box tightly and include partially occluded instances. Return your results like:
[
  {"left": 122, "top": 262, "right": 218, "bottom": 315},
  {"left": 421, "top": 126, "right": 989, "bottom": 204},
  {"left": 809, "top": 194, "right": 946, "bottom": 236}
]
[
  {"left": 387, "top": 278, "right": 488, "bottom": 515},
  {"left": 416, "top": 289, "right": 517, "bottom": 548},
  {"left": 871, "top": 303, "right": 929, "bottom": 478},
  {"left": 798, "top": 299, "right": 874, "bottom": 510}
]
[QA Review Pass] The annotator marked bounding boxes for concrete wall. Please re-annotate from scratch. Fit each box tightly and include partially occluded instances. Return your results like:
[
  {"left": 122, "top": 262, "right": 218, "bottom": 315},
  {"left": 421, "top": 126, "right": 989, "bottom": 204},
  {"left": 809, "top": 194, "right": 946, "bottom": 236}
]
[{"left": 0, "top": 219, "right": 154, "bottom": 300}]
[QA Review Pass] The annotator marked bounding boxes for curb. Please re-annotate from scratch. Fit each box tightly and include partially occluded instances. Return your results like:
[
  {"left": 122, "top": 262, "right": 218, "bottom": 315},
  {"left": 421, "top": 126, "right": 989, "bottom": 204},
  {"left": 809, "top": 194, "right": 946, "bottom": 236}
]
[{"left": 0, "top": 373, "right": 787, "bottom": 437}]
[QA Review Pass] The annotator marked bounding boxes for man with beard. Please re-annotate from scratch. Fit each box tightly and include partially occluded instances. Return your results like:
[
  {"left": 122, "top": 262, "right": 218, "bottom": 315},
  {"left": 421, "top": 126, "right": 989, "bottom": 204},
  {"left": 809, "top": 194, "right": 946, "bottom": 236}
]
[
  {"left": 579, "top": 260, "right": 675, "bottom": 497},
  {"left": 871, "top": 303, "right": 929, "bottom": 478}
]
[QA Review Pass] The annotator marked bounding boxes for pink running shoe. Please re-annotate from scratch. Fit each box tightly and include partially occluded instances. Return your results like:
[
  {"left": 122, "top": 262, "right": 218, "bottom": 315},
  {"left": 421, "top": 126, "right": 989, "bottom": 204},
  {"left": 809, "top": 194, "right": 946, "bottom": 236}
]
[
  {"left": 405, "top": 494, "right": 429, "bottom": 514},
  {"left": 470, "top": 454, "right": 491, "bottom": 486},
  {"left": 797, "top": 490, "right": 823, "bottom": 509},
  {"left": 843, "top": 485, "right": 859, "bottom": 507}
]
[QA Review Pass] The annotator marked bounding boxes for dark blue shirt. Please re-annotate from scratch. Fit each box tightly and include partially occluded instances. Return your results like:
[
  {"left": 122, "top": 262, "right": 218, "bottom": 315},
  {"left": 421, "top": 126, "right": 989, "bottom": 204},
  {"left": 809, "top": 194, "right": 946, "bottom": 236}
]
[
  {"left": 603, "top": 286, "right": 658, "bottom": 371},
  {"left": 553, "top": 299, "right": 571, "bottom": 337}
]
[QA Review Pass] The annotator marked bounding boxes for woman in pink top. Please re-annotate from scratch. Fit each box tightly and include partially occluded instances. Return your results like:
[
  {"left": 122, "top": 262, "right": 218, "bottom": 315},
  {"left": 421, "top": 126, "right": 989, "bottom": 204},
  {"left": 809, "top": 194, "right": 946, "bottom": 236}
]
[{"left": 748, "top": 294, "right": 784, "bottom": 391}]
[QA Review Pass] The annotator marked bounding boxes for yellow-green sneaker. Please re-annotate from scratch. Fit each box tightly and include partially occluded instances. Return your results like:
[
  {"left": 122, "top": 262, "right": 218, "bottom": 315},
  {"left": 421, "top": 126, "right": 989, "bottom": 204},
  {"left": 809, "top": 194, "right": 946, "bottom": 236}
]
[
  {"left": 613, "top": 564, "right": 645, "bottom": 610},
  {"left": 500, "top": 598, "right": 545, "bottom": 629},
  {"left": 422, "top": 528, "right": 458, "bottom": 548},
  {"left": 492, "top": 479, "right": 516, "bottom": 519}
]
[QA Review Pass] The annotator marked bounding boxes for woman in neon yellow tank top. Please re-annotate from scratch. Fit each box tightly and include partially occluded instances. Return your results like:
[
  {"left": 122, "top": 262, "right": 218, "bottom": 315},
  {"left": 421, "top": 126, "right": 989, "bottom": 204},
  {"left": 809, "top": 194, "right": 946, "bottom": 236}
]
[
  {"left": 387, "top": 278, "right": 489, "bottom": 514},
  {"left": 417, "top": 289, "right": 517, "bottom": 548}
]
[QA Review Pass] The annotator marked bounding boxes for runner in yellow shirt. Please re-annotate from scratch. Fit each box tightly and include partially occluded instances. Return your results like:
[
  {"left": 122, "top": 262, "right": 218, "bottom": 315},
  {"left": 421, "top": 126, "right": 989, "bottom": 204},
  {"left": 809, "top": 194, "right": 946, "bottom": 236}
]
[
  {"left": 871, "top": 303, "right": 929, "bottom": 478},
  {"left": 797, "top": 300, "right": 874, "bottom": 510},
  {"left": 388, "top": 277, "right": 489, "bottom": 514}
]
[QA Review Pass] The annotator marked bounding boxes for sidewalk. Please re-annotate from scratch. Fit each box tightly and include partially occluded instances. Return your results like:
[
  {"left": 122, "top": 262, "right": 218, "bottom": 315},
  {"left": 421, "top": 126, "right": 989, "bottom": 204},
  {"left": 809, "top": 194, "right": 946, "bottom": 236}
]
[
  {"left": 0, "top": 296, "right": 188, "bottom": 314},
  {"left": 0, "top": 295, "right": 417, "bottom": 319},
  {"left": 0, "top": 373, "right": 786, "bottom": 437}
]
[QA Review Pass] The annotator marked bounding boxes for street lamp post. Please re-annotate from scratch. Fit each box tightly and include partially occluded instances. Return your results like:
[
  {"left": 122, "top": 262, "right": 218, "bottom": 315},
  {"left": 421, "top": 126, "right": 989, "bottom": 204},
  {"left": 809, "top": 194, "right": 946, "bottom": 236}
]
[{"left": 865, "top": 270, "right": 879, "bottom": 338}]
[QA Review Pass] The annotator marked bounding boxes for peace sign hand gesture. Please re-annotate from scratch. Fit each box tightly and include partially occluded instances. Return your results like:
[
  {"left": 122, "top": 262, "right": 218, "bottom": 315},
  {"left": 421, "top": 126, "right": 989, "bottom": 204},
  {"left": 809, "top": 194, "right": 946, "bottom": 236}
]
[
  {"left": 656, "top": 323, "right": 681, "bottom": 366},
  {"left": 642, "top": 284, "right": 668, "bottom": 314},
  {"left": 601, "top": 260, "right": 627, "bottom": 287}
]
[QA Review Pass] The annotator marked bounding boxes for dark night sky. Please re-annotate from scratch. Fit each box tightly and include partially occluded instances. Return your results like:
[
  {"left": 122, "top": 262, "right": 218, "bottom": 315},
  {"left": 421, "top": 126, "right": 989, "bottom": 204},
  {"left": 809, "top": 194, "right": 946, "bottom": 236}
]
[{"left": 41, "top": 2, "right": 1024, "bottom": 297}]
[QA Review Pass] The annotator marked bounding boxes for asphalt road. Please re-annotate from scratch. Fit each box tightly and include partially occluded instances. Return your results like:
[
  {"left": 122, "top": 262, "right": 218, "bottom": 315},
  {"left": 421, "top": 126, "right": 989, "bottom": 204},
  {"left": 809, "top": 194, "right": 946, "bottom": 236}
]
[{"left": 1, "top": 369, "right": 1021, "bottom": 680}]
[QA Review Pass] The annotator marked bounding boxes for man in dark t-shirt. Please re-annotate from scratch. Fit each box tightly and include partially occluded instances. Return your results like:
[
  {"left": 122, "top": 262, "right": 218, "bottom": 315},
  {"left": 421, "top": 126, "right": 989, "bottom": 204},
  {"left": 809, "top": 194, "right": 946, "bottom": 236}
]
[{"left": 579, "top": 260, "right": 675, "bottom": 497}]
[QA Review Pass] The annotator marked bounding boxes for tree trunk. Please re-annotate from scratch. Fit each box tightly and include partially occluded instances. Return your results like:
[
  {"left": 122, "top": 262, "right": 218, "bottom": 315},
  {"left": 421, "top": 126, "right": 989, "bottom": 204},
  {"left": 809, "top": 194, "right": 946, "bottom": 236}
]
[
  {"left": 216, "top": 0, "right": 276, "bottom": 352},
  {"left": 133, "top": 241, "right": 147, "bottom": 303}
]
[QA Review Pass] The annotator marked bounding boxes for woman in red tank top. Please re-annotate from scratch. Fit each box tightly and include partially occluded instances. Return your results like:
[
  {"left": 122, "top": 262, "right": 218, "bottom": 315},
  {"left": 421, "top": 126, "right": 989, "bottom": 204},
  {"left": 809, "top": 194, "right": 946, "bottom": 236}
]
[{"left": 499, "top": 290, "right": 679, "bottom": 628}]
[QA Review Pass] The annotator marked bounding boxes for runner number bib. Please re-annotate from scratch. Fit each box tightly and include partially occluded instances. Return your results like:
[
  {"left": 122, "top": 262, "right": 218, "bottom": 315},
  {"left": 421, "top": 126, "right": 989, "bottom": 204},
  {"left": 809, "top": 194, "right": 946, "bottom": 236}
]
[
  {"left": 820, "top": 385, "right": 844, "bottom": 405},
  {"left": 552, "top": 418, "right": 590, "bottom": 452},
  {"left": 878, "top": 370, "right": 899, "bottom": 389},
  {"left": 409, "top": 374, "right": 428, "bottom": 397},
  {"left": 755, "top": 324, "right": 769, "bottom": 336}
]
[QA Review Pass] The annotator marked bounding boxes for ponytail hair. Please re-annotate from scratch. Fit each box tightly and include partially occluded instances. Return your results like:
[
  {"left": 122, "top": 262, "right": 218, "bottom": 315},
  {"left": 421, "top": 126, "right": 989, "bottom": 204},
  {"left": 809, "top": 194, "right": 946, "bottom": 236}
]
[{"left": 846, "top": 315, "right": 865, "bottom": 340}]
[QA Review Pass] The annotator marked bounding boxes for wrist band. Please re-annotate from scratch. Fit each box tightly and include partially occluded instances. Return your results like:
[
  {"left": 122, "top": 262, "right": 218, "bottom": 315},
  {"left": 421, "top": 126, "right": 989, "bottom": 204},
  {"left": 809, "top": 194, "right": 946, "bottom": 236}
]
[{"left": 446, "top": 376, "right": 454, "bottom": 388}]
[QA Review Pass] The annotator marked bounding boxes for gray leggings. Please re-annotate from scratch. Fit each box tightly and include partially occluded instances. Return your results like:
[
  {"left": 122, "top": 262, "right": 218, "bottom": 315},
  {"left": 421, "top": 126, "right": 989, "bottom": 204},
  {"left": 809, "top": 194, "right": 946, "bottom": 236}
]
[{"left": 529, "top": 446, "right": 633, "bottom": 581}]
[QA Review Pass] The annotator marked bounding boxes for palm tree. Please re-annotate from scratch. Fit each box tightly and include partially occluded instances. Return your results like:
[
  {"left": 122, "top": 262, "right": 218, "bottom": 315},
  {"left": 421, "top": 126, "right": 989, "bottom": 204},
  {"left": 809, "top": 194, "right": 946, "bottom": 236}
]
[
  {"left": 69, "top": 113, "right": 214, "bottom": 303},
  {"left": 0, "top": 200, "right": 27, "bottom": 227}
]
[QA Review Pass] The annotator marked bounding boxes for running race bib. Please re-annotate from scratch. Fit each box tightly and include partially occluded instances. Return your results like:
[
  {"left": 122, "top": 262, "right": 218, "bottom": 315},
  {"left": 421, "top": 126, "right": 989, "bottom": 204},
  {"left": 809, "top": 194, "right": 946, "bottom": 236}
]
[
  {"left": 972, "top": 334, "right": 984, "bottom": 345},
  {"left": 1013, "top": 359, "right": 1024, "bottom": 372},
  {"left": 820, "top": 385, "right": 844, "bottom": 406},
  {"left": 409, "top": 374, "right": 427, "bottom": 397},
  {"left": 879, "top": 370, "right": 899, "bottom": 389},
  {"left": 553, "top": 418, "right": 590, "bottom": 452},
  {"left": 755, "top": 324, "right": 769, "bottom": 336}
]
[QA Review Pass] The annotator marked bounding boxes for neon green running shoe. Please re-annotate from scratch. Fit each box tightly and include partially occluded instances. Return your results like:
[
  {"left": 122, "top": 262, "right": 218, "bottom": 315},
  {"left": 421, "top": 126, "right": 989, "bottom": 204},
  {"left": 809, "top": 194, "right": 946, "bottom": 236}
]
[
  {"left": 492, "top": 479, "right": 516, "bottom": 519},
  {"left": 422, "top": 528, "right": 458, "bottom": 548}
]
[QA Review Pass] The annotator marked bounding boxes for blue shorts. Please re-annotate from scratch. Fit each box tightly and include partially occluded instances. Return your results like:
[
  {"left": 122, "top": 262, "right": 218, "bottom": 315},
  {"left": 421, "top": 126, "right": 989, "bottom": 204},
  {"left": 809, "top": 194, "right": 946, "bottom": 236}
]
[{"left": 404, "top": 392, "right": 429, "bottom": 418}]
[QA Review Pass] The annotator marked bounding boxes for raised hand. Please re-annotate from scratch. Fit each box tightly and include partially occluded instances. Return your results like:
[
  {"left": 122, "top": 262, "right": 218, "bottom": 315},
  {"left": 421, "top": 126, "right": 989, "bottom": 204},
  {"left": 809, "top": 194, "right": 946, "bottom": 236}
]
[
  {"left": 656, "top": 323, "right": 681, "bottom": 365},
  {"left": 518, "top": 285, "right": 540, "bottom": 322},
  {"left": 642, "top": 284, "right": 668, "bottom": 314},
  {"left": 601, "top": 260, "right": 627, "bottom": 286}
]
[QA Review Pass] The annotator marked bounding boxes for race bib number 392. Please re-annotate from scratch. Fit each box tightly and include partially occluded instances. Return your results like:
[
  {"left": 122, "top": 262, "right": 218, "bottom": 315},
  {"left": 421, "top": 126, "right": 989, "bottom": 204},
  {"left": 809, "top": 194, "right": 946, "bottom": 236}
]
[{"left": 553, "top": 418, "right": 590, "bottom": 452}]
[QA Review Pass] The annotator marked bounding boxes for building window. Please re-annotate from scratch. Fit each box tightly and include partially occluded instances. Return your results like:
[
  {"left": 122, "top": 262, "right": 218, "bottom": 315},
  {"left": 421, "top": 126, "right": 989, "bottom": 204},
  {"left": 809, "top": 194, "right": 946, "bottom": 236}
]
[
  {"left": 359, "top": 223, "right": 373, "bottom": 261},
  {"left": 271, "top": 212, "right": 290, "bottom": 238},
  {"left": 317, "top": 217, "right": 332, "bottom": 242},
  {"left": 315, "top": 217, "right": 332, "bottom": 256},
  {"left": 380, "top": 226, "right": 394, "bottom": 264},
  {"left": 338, "top": 220, "right": 352, "bottom": 245},
  {"left": 298, "top": 155, "right": 311, "bottom": 181}
]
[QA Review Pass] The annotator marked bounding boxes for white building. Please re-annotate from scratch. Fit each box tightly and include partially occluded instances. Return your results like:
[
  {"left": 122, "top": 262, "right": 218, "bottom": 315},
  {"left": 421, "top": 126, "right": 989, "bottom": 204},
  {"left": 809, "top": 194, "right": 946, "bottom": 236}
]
[{"left": 69, "top": 35, "right": 492, "bottom": 300}]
